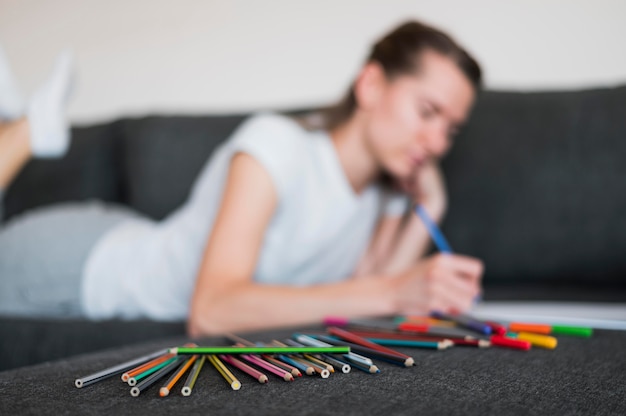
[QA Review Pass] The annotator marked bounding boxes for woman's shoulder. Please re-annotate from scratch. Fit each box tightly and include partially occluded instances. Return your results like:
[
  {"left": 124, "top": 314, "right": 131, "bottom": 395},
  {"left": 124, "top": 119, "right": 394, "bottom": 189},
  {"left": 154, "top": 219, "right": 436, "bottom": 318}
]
[
  {"left": 238, "top": 111, "right": 304, "bottom": 134},
  {"left": 228, "top": 111, "right": 313, "bottom": 151}
]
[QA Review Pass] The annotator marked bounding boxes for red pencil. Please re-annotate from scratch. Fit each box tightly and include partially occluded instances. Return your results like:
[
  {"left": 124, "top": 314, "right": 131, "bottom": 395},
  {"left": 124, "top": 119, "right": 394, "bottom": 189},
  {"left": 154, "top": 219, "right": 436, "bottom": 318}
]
[{"left": 327, "top": 327, "right": 414, "bottom": 366}]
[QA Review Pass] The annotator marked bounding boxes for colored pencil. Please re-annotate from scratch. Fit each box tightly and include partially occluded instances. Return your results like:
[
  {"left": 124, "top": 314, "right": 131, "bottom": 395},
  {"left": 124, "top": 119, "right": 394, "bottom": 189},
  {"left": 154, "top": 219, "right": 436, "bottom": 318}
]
[
  {"left": 219, "top": 355, "right": 269, "bottom": 383},
  {"left": 431, "top": 311, "right": 492, "bottom": 335},
  {"left": 342, "top": 355, "right": 380, "bottom": 374},
  {"left": 509, "top": 332, "right": 558, "bottom": 350},
  {"left": 170, "top": 346, "right": 350, "bottom": 355},
  {"left": 288, "top": 356, "right": 330, "bottom": 378},
  {"left": 315, "top": 354, "right": 351, "bottom": 373},
  {"left": 303, "top": 354, "right": 335, "bottom": 372},
  {"left": 364, "top": 338, "right": 448, "bottom": 350},
  {"left": 228, "top": 340, "right": 298, "bottom": 380},
  {"left": 508, "top": 322, "right": 593, "bottom": 338},
  {"left": 484, "top": 320, "right": 508, "bottom": 336},
  {"left": 396, "top": 323, "right": 478, "bottom": 339},
  {"left": 130, "top": 356, "right": 185, "bottom": 397},
  {"left": 327, "top": 327, "right": 416, "bottom": 365},
  {"left": 74, "top": 348, "right": 169, "bottom": 388},
  {"left": 415, "top": 204, "right": 452, "bottom": 253},
  {"left": 346, "top": 330, "right": 489, "bottom": 348},
  {"left": 159, "top": 355, "right": 198, "bottom": 397},
  {"left": 282, "top": 339, "right": 330, "bottom": 378},
  {"left": 313, "top": 335, "right": 412, "bottom": 367},
  {"left": 240, "top": 354, "right": 294, "bottom": 382},
  {"left": 269, "top": 340, "right": 317, "bottom": 375},
  {"left": 451, "top": 339, "right": 491, "bottom": 348},
  {"left": 396, "top": 322, "right": 434, "bottom": 332},
  {"left": 208, "top": 354, "right": 241, "bottom": 390},
  {"left": 277, "top": 354, "right": 315, "bottom": 375},
  {"left": 181, "top": 355, "right": 206, "bottom": 396},
  {"left": 234, "top": 338, "right": 303, "bottom": 377},
  {"left": 123, "top": 352, "right": 176, "bottom": 383},
  {"left": 323, "top": 316, "right": 410, "bottom": 331},
  {"left": 261, "top": 354, "right": 302, "bottom": 377},
  {"left": 489, "top": 336, "right": 532, "bottom": 351},
  {"left": 128, "top": 357, "right": 178, "bottom": 386},
  {"left": 347, "top": 329, "right": 448, "bottom": 341},
  {"left": 291, "top": 334, "right": 374, "bottom": 366},
  {"left": 395, "top": 316, "right": 456, "bottom": 327}
]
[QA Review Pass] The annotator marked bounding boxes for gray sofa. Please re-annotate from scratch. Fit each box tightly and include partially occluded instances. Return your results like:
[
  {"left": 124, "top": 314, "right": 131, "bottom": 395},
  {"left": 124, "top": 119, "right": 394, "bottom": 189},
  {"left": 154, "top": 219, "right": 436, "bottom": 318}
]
[{"left": 2, "top": 85, "right": 625, "bottom": 372}]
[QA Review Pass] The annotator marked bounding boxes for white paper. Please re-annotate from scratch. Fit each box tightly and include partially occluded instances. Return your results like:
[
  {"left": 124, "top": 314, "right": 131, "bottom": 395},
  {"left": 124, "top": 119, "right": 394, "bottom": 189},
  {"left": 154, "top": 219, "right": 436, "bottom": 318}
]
[{"left": 471, "top": 301, "right": 626, "bottom": 330}]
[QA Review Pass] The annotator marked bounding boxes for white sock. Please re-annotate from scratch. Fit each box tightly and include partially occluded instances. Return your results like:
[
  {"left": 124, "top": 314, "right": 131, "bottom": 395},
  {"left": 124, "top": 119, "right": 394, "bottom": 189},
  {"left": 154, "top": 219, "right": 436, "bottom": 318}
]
[
  {"left": 0, "top": 45, "right": 25, "bottom": 121},
  {"left": 27, "top": 49, "right": 75, "bottom": 158}
]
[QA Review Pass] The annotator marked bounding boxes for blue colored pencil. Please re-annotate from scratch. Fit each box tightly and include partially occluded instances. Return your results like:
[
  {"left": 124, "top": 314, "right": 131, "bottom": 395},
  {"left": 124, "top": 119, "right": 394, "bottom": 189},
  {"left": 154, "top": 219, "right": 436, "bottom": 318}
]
[
  {"left": 415, "top": 204, "right": 452, "bottom": 253},
  {"left": 416, "top": 204, "right": 482, "bottom": 304},
  {"left": 363, "top": 338, "right": 447, "bottom": 350}
]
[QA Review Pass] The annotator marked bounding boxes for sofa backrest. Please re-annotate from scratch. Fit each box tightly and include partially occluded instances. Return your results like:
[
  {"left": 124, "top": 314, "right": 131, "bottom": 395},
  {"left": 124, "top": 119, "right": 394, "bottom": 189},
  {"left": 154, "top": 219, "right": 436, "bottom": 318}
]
[
  {"left": 442, "top": 85, "right": 626, "bottom": 285},
  {"left": 4, "top": 85, "right": 626, "bottom": 287}
]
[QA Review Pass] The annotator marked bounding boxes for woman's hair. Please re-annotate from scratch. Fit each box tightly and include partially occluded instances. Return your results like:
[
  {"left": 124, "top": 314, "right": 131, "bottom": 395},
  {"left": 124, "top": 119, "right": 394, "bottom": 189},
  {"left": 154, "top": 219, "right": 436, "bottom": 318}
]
[{"left": 297, "top": 20, "right": 482, "bottom": 131}]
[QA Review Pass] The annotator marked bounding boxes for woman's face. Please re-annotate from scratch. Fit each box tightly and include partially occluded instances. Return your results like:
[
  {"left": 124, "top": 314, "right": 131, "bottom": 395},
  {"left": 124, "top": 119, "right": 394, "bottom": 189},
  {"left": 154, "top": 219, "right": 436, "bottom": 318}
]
[{"left": 364, "top": 50, "right": 476, "bottom": 180}]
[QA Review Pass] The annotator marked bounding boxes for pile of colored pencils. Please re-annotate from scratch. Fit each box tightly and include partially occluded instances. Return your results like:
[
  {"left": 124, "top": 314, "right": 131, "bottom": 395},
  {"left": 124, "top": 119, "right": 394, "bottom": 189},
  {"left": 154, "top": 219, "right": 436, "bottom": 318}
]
[{"left": 73, "top": 313, "right": 593, "bottom": 397}]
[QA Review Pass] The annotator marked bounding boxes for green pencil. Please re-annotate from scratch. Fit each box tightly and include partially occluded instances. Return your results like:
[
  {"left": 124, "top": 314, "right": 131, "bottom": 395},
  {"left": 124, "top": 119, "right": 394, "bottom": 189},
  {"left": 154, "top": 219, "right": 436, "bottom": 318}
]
[{"left": 170, "top": 346, "right": 350, "bottom": 355}]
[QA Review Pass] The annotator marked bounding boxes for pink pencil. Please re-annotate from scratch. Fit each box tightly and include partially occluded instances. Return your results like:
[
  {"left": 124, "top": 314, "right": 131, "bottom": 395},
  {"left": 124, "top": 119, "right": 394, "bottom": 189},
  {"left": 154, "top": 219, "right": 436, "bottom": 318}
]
[
  {"left": 241, "top": 354, "right": 294, "bottom": 381},
  {"left": 219, "top": 355, "right": 268, "bottom": 384}
]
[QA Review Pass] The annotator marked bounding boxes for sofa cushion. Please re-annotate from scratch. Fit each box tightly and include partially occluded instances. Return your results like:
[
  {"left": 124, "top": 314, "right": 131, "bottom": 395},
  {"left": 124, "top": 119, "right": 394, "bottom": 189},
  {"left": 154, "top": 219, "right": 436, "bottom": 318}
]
[{"left": 441, "top": 86, "right": 626, "bottom": 286}]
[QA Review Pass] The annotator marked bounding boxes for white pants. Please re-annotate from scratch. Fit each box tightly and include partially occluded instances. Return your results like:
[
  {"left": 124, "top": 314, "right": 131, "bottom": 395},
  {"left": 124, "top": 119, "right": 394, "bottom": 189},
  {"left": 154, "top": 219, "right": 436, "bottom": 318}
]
[{"left": 0, "top": 197, "right": 144, "bottom": 318}]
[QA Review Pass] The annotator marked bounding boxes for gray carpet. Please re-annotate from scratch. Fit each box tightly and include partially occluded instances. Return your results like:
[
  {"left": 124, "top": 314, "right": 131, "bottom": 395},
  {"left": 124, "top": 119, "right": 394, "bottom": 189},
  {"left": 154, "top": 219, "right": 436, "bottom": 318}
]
[{"left": 0, "top": 326, "right": 624, "bottom": 415}]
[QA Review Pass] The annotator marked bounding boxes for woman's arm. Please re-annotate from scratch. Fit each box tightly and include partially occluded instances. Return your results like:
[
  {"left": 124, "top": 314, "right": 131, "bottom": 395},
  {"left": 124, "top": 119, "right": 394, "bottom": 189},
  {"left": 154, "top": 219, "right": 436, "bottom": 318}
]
[
  {"left": 187, "top": 153, "right": 480, "bottom": 337},
  {"left": 187, "top": 153, "right": 396, "bottom": 336},
  {"left": 354, "top": 161, "right": 447, "bottom": 277}
]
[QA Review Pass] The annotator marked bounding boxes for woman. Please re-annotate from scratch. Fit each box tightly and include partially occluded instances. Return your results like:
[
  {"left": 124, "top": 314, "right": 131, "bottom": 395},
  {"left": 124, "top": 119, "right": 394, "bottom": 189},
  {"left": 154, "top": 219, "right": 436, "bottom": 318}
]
[{"left": 0, "top": 21, "right": 484, "bottom": 336}]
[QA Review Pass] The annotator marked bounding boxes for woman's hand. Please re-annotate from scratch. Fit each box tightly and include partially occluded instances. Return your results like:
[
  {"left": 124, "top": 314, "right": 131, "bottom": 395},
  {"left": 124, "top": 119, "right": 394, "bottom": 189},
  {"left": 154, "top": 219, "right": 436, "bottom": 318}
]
[
  {"left": 391, "top": 253, "right": 484, "bottom": 315},
  {"left": 395, "top": 159, "right": 447, "bottom": 222}
]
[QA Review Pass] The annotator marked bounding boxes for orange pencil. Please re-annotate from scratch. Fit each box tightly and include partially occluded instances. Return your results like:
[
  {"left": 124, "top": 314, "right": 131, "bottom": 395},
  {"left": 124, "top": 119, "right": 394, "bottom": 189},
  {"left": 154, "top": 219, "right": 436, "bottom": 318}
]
[{"left": 159, "top": 355, "right": 198, "bottom": 397}]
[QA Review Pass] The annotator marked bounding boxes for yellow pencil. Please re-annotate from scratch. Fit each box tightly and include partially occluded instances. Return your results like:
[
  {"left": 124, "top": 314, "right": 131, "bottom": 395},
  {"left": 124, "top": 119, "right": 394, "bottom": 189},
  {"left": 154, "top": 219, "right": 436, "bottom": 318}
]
[
  {"left": 208, "top": 354, "right": 241, "bottom": 390},
  {"left": 515, "top": 332, "right": 558, "bottom": 349}
]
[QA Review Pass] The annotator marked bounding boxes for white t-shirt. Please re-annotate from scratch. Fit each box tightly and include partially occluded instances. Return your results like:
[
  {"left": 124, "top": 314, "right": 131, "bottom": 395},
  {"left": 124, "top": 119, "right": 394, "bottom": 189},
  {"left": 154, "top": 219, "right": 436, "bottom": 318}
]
[{"left": 81, "top": 112, "right": 409, "bottom": 320}]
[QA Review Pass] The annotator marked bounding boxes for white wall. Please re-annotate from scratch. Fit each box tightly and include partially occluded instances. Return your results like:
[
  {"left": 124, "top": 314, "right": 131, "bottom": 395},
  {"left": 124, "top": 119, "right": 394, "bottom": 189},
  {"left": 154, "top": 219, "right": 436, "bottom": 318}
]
[{"left": 1, "top": 0, "right": 625, "bottom": 124}]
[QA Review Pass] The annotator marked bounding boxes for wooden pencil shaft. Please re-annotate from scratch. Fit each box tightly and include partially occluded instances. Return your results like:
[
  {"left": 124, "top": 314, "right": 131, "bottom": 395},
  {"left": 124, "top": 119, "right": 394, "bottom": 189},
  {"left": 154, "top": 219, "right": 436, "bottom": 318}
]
[
  {"left": 411, "top": 327, "right": 477, "bottom": 339},
  {"left": 293, "top": 356, "right": 326, "bottom": 373},
  {"left": 320, "top": 356, "right": 350, "bottom": 373},
  {"left": 276, "top": 354, "right": 310, "bottom": 373},
  {"left": 315, "top": 335, "right": 408, "bottom": 364},
  {"left": 161, "top": 356, "right": 197, "bottom": 393},
  {"left": 348, "top": 330, "right": 448, "bottom": 341},
  {"left": 262, "top": 354, "right": 298, "bottom": 374},
  {"left": 124, "top": 353, "right": 176, "bottom": 379},
  {"left": 131, "top": 357, "right": 184, "bottom": 397},
  {"left": 241, "top": 354, "right": 292, "bottom": 381},
  {"left": 182, "top": 355, "right": 206, "bottom": 395},
  {"left": 303, "top": 354, "right": 334, "bottom": 372},
  {"left": 318, "top": 354, "right": 351, "bottom": 371},
  {"left": 293, "top": 334, "right": 374, "bottom": 365},
  {"left": 208, "top": 355, "right": 241, "bottom": 389},
  {"left": 364, "top": 338, "right": 442, "bottom": 349},
  {"left": 75, "top": 348, "right": 169, "bottom": 388},
  {"left": 173, "top": 346, "right": 349, "bottom": 355},
  {"left": 327, "top": 327, "right": 412, "bottom": 359},
  {"left": 344, "top": 356, "right": 379, "bottom": 374},
  {"left": 220, "top": 355, "right": 267, "bottom": 383},
  {"left": 129, "top": 357, "right": 178, "bottom": 386}
]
